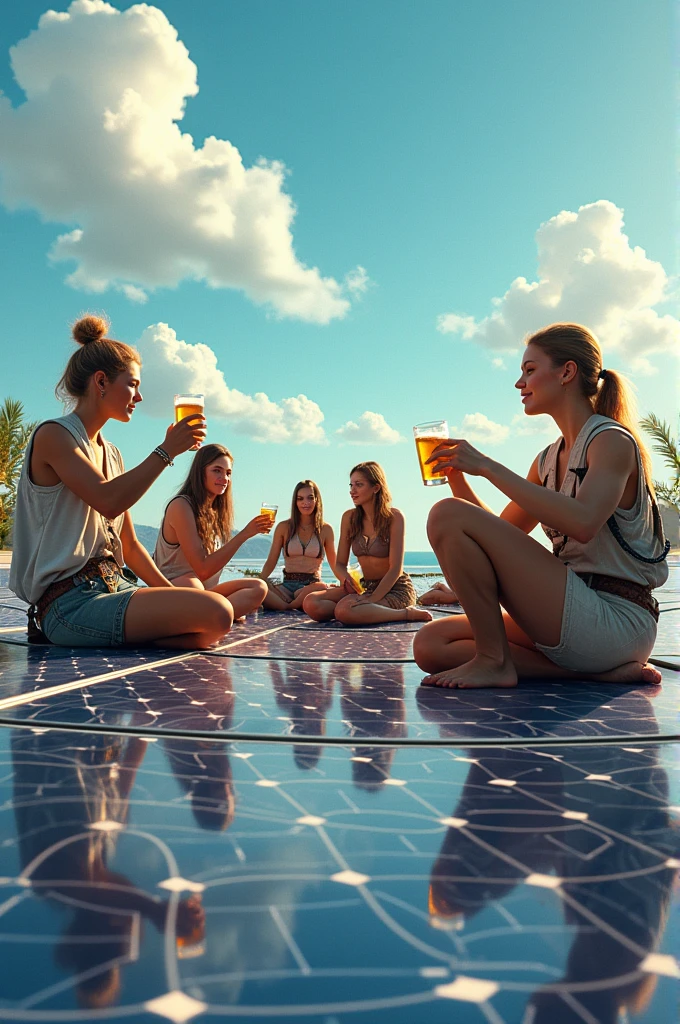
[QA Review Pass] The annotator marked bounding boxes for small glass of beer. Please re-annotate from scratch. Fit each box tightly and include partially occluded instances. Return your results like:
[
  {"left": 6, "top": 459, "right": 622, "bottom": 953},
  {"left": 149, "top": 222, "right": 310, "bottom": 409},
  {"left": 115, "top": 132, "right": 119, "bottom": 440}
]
[
  {"left": 174, "top": 393, "right": 205, "bottom": 424},
  {"left": 348, "top": 564, "right": 364, "bottom": 592},
  {"left": 260, "top": 503, "right": 278, "bottom": 530},
  {"left": 414, "top": 420, "right": 450, "bottom": 486}
]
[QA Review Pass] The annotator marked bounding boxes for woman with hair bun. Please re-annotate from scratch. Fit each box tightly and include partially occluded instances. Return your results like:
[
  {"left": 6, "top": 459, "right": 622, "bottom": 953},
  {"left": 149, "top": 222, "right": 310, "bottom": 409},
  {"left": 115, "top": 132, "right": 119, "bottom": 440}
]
[
  {"left": 153, "top": 443, "right": 269, "bottom": 618},
  {"left": 303, "top": 461, "right": 432, "bottom": 625},
  {"left": 10, "top": 314, "right": 237, "bottom": 649},
  {"left": 413, "top": 322, "right": 669, "bottom": 689}
]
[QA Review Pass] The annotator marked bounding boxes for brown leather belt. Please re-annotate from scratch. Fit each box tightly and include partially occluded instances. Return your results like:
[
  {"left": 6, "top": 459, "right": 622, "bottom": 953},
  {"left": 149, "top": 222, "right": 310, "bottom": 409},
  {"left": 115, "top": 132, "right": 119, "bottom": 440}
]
[
  {"left": 36, "top": 557, "right": 123, "bottom": 625},
  {"left": 575, "top": 572, "right": 659, "bottom": 622}
]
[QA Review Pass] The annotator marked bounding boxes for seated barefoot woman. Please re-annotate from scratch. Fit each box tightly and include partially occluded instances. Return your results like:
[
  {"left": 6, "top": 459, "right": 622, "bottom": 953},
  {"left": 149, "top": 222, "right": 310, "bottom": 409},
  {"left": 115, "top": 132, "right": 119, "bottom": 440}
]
[
  {"left": 413, "top": 322, "right": 669, "bottom": 689},
  {"left": 258, "top": 480, "right": 338, "bottom": 610},
  {"left": 10, "top": 315, "right": 237, "bottom": 649},
  {"left": 303, "top": 461, "right": 432, "bottom": 625},
  {"left": 153, "top": 444, "right": 269, "bottom": 620}
]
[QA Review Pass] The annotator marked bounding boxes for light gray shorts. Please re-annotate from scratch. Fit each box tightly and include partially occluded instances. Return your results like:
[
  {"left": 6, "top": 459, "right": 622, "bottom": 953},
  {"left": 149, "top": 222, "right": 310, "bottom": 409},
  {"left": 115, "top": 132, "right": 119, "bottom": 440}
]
[{"left": 534, "top": 570, "right": 657, "bottom": 674}]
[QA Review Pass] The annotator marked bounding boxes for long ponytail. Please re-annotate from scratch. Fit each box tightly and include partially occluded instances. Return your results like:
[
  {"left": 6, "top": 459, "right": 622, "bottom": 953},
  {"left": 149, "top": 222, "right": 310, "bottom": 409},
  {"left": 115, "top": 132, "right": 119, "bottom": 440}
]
[{"left": 528, "top": 323, "right": 655, "bottom": 494}]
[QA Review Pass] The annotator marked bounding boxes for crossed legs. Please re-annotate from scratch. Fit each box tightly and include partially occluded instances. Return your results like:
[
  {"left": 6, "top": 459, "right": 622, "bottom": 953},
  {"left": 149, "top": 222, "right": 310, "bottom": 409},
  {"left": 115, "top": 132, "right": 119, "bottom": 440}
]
[{"left": 413, "top": 498, "right": 661, "bottom": 688}]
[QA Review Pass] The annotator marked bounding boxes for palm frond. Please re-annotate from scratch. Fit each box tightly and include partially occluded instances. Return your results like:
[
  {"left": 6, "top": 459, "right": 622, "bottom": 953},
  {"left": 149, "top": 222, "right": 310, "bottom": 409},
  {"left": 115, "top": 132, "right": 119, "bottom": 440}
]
[{"left": 640, "top": 413, "right": 680, "bottom": 479}]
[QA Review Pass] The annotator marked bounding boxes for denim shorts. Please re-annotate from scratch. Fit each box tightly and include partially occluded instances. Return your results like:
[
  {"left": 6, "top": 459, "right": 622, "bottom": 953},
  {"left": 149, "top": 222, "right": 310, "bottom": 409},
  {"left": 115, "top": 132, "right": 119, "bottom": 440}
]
[
  {"left": 534, "top": 570, "right": 657, "bottom": 674},
  {"left": 41, "top": 574, "right": 138, "bottom": 647},
  {"left": 278, "top": 573, "right": 321, "bottom": 598}
]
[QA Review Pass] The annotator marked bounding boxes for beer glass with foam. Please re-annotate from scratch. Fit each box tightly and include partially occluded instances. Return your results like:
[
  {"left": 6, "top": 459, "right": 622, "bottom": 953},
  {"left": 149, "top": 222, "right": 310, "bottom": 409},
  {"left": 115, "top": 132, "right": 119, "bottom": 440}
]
[
  {"left": 174, "top": 393, "right": 205, "bottom": 424},
  {"left": 413, "top": 420, "right": 450, "bottom": 486},
  {"left": 260, "top": 503, "right": 278, "bottom": 531}
]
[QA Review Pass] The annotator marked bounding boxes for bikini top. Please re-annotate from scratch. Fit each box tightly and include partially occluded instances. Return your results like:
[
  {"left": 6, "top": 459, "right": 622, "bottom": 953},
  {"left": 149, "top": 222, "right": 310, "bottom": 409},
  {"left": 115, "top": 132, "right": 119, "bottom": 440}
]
[
  {"left": 286, "top": 531, "right": 322, "bottom": 560},
  {"left": 351, "top": 532, "right": 390, "bottom": 558}
]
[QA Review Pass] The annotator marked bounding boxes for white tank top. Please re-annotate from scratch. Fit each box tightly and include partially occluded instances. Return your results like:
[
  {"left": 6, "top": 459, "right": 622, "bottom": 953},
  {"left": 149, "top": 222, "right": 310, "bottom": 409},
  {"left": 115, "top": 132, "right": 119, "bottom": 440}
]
[
  {"left": 153, "top": 496, "right": 222, "bottom": 589},
  {"left": 9, "top": 413, "right": 125, "bottom": 605},
  {"left": 538, "top": 414, "right": 669, "bottom": 589}
]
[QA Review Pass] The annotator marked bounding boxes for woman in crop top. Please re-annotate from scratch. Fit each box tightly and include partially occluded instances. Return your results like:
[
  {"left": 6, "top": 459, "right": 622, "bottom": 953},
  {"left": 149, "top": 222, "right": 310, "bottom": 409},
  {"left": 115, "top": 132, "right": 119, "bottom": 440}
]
[
  {"left": 413, "top": 322, "right": 669, "bottom": 689},
  {"left": 10, "top": 314, "right": 238, "bottom": 649},
  {"left": 303, "top": 462, "right": 432, "bottom": 624},
  {"left": 258, "top": 480, "right": 338, "bottom": 610},
  {"left": 153, "top": 444, "right": 269, "bottom": 619}
]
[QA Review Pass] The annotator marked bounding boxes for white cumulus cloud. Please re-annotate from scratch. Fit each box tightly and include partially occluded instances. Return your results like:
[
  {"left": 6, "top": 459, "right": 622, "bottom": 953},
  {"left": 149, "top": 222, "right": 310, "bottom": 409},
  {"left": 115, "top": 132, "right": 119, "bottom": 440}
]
[
  {"left": 453, "top": 413, "right": 509, "bottom": 446},
  {"left": 510, "top": 413, "right": 557, "bottom": 438},
  {"left": 137, "top": 323, "right": 326, "bottom": 444},
  {"left": 0, "top": 1, "right": 363, "bottom": 323},
  {"left": 437, "top": 200, "right": 680, "bottom": 368},
  {"left": 336, "top": 411, "right": 405, "bottom": 445}
]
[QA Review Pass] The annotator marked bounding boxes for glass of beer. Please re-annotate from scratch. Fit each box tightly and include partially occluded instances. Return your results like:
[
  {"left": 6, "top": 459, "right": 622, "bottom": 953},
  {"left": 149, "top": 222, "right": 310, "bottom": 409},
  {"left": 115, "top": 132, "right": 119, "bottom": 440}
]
[
  {"left": 414, "top": 420, "right": 450, "bottom": 486},
  {"left": 348, "top": 564, "right": 364, "bottom": 592},
  {"left": 260, "top": 503, "right": 278, "bottom": 530},
  {"left": 174, "top": 393, "right": 205, "bottom": 424}
]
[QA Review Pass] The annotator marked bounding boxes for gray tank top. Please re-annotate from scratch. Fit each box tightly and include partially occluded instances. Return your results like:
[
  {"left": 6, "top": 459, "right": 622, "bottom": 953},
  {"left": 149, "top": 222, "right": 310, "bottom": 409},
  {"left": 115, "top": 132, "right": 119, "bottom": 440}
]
[
  {"left": 153, "top": 496, "right": 222, "bottom": 589},
  {"left": 538, "top": 414, "right": 669, "bottom": 589},
  {"left": 9, "top": 413, "right": 125, "bottom": 605}
]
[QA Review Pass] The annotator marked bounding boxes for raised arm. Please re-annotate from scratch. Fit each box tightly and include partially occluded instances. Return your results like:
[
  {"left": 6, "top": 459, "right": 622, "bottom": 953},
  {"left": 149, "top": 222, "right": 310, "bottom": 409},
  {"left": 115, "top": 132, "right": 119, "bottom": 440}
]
[
  {"left": 430, "top": 432, "right": 637, "bottom": 543},
  {"left": 32, "top": 416, "right": 206, "bottom": 520},
  {"left": 259, "top": 522, "right": 286, "bottom": 580},
  {"left": 168, "top": 499, "right": 272, "bottom": 583}
]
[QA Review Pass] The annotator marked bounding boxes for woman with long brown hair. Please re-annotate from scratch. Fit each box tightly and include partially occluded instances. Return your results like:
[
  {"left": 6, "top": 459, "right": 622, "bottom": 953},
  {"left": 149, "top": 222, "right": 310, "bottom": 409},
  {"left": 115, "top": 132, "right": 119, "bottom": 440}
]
[
  {"left": 303, "top": 461, "right": 432, "bottom": 624},
  {"left": 153, "top": 443, "right": 269, "bottom": 619},
  {"left": 258, "top": 479, "right": 338, "bottom": 610},
  {"left": 10, "top": 314, "right": 236, "bottom": 649},
  {"left": 413, "top": 322, "right": 669, "bottom": 689}
]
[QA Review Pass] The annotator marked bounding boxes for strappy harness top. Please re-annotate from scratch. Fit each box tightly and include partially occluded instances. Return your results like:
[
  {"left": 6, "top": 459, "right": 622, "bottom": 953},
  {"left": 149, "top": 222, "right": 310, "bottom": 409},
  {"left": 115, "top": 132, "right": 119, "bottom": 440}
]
[{"left": 537, "top": 414, "right": 669, "bottom": 590}]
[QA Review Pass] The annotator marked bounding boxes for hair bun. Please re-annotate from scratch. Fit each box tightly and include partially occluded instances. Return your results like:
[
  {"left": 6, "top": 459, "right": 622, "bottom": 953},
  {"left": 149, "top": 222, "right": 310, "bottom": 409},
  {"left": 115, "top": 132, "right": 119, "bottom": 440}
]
[{"left": 72, "top": 314, "right": 109, "bottom": 346}]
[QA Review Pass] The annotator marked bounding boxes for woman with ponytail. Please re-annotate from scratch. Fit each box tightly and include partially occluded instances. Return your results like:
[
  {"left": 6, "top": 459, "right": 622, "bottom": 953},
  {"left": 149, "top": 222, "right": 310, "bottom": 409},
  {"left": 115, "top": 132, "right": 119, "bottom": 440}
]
[
  {"left": 413, "top": 323, "right": 669, "bottom": 689},
  {"left": 10, "top": 314, "right": 236, "bottom": 649}
]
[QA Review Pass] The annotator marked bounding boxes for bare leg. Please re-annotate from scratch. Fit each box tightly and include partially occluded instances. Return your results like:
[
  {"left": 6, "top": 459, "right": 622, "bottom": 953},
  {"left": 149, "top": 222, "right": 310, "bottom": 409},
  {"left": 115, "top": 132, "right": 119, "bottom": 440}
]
[
  {"left": 303, "top": 586, "right": 346, "bottom": 622},
  {"left": 124, "top": 587, "right": 233, "bottom": 649},
  {"left": 419, "top": 499, "right": 661, "bottom": 688},
  {"left": 419, "top": 583, "right": 458, "bottom": 606},
  {"left": 263, "top": 583, "right": 293, "bottom": 611},
  {"left": 212, "top": 578, "right": 267, "bottom": 618},
  {"left": 414, "top": 613, "right": 661, "bottom": 686},
  {"left": 334, "top": 595, "right": 432, "bottom": 625},
  {"left": 288, "top": 582, "right": 328, "bottom": 610}
]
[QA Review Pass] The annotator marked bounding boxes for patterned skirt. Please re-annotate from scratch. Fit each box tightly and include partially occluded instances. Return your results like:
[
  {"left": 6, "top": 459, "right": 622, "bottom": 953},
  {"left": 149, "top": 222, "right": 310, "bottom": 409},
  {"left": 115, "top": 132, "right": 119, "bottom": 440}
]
[{"left": 361, "top": 573, "right": 417, "bottom": 609}]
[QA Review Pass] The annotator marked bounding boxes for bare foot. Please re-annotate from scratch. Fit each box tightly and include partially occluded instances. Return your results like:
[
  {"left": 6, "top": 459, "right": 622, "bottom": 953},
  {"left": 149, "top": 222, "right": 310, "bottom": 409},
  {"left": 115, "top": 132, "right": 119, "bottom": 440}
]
[
  {"left": 407, "top": 607, "right": 433, "bottom": 622},
  {"left": 594, "top": 661, "right": 662, "bottom": 686},
  {"left": 421, "top": 654, "right": 518, "bottom": 689},
  {"left": 419, "top": 584, "right": 458, "bottom": 606}
]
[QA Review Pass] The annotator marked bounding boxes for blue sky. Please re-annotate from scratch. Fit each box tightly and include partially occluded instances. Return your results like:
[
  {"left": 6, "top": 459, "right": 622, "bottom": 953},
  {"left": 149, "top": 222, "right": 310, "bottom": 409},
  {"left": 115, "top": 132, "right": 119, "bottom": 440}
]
[{"left": 0, "top": 0, "right": 677, "bottom": 549}]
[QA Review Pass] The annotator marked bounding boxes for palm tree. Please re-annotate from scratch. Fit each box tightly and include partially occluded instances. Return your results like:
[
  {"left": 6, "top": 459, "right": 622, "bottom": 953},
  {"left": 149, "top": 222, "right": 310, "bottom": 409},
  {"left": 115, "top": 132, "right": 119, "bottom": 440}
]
[
  {"left": 0, "top": 398, "right": 37, "bottom": 549},
  {"left": 640, "top": 413, "right": 680, "bottom": 510}
]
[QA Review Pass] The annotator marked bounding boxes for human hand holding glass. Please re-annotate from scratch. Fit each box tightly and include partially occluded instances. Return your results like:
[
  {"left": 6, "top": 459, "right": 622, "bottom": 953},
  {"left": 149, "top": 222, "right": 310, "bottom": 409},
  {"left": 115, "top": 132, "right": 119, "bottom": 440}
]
[
  {"left": 413, "top": 421, "right": 450, "bottom": 485},
  {"left": 260, "top": 503, "right": 278, "bottom": 533}
]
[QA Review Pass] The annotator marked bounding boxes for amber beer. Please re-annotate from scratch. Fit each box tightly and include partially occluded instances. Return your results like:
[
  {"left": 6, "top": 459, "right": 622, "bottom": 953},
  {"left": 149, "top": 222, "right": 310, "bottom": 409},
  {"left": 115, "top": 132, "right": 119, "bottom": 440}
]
[
  {"left": 413, "top": 420, "right": 449, "bottom": 486},
  {"left": 174, "top": 393, "right": 205, "bottom": 424},
  {"left": 260, "top": 503, "right": 278, "bottom": 528}
]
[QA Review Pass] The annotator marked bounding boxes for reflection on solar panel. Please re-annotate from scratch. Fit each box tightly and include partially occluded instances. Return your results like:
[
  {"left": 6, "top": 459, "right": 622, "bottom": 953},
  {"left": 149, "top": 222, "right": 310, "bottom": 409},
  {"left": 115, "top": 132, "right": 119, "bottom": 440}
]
[{"left": 0, "top": 563, "right": 678, "bottom": 1021}]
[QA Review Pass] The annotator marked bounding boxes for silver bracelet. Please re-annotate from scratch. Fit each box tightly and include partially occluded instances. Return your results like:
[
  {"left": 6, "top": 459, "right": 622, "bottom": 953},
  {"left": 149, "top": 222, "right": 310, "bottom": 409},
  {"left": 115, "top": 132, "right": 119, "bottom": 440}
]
[{"left": 152, "top": 445, "right": 174, "bottom": 467}]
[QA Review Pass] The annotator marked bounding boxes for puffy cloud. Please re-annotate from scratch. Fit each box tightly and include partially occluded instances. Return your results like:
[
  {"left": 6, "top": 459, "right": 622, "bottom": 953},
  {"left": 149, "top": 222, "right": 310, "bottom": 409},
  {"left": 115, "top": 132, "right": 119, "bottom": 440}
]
[
  {"left": 137, "top": 323, "right": 326, "bottom": 444},
  {"left": 454, "top": 413, "right": 509, "bottom": 445},
  {"left": 510, "top": 413, "right": 557, "bottom": 437},
  {"left": 437, "top": 201, "right": 680, "bottom": 367},
  {"left": 0, "top": 1, "right": 362, "bottom": 323},
  {"left": 336, "top": 411, "right": 405, "bottom": 445}
]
